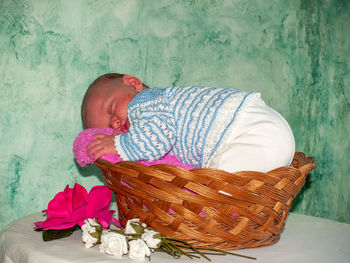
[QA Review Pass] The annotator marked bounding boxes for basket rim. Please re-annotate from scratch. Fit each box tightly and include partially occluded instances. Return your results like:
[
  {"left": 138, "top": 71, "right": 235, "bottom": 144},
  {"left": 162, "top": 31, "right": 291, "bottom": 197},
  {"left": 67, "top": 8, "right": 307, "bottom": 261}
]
[{"left": 96, "top": 152, "right": 316, "bottom": 173}]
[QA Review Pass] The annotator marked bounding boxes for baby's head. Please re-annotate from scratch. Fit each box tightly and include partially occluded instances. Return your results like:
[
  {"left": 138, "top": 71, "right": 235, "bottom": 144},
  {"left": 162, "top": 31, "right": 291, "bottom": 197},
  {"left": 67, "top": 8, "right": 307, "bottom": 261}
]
[{"left": 81, "top": 73, "right": 147, "bottom": 132}]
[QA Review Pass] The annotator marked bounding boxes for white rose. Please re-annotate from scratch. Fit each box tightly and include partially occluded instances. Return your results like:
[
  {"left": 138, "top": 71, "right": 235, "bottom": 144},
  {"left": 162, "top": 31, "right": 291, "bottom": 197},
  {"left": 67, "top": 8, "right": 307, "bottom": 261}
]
[
  {"left": 129, "top": 239, "right": 151, "bottom": 260},
  {"left": 82, "top": 231, "right": 98, "bottom": 248},
  {"left": 99, "top": 230, "right": 128, "bottom": 258},
  {"left": 81, "top": 218, "right": 100, "bottom": 248},
  {"left": 141, "top": 229, "right": 161, "bottom": 248},
  {"left": 125, "top": 218, "right": 141, "bottom": 234},
  {"left": 82, "top": 218, "right": 100, "bottom": 232}
]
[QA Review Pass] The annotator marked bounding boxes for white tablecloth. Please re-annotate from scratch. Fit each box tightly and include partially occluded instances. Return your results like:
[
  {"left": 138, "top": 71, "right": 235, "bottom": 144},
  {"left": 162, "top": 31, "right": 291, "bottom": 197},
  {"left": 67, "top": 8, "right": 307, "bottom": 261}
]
[{"left": 1, "top": 212, "right": 350, "bottom": 263}]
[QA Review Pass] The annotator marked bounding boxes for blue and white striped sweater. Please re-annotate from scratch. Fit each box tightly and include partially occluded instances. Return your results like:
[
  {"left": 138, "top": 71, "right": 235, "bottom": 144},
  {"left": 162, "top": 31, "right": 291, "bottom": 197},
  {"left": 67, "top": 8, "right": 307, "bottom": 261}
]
[{"left": 115, "top": 86, "right": 264, "bottom": 167}]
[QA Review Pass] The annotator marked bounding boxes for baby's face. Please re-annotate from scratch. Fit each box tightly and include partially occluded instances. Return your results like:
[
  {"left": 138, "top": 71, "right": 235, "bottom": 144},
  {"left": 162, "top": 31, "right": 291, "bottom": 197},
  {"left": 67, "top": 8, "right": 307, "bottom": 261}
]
[{"left": 83, "top": 78, "right": 137, "bottom": 132}]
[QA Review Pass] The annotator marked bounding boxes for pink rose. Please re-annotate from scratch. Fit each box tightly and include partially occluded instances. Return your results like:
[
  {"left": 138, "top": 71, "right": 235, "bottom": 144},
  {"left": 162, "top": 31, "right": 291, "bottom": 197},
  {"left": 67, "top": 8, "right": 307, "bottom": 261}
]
[{"left": 34, "top": 183, "right": 120, "bottom": 230}]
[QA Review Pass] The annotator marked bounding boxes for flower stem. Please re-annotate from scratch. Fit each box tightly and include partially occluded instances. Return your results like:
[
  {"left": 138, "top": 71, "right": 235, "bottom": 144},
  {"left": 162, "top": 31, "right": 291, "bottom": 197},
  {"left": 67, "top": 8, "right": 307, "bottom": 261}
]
[
  {"left": 163, "top": 237, "right": 211, "bottom": 261},
  {"left": 192, "top": 246, "right": 257, "bottom": 260},
  {"left": 163, "top": 237, "right": 256, "bottom": 261}
]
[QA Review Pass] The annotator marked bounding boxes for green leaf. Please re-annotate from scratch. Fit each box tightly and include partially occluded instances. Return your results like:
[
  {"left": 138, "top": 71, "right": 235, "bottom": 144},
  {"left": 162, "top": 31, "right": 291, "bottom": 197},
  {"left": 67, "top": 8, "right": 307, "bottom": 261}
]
[
  {"left": 42, "top": 225, "right": 80, "bottom": 242},
  {"left": 90, "top": 231, "right": 101, "bottom": 243},
  {"left": 90, "top": 232, "right": 100, "bottom": 239},
  {"left": 131, "top": 222, "right": 145, "bottom": 234}
]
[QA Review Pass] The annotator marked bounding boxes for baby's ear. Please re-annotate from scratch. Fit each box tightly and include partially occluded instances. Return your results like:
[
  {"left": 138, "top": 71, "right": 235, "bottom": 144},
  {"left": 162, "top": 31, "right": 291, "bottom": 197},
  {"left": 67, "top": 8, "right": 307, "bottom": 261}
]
[{"left": 123, "top": 75, "right": 143, "bottom": 92}]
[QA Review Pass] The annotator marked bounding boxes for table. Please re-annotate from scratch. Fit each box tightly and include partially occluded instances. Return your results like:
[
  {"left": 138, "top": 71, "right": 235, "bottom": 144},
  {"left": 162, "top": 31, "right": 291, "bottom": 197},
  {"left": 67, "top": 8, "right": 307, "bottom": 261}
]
[{"left": 1, "top": 212, "right": 350, "bottom": 263}]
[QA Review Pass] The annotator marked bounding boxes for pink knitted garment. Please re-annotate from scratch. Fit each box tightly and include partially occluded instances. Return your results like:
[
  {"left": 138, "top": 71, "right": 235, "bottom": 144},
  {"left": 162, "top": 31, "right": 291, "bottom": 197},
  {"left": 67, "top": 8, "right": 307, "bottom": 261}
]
[{"left": 73, "top": 128, "right": 194, "bottom": 170}]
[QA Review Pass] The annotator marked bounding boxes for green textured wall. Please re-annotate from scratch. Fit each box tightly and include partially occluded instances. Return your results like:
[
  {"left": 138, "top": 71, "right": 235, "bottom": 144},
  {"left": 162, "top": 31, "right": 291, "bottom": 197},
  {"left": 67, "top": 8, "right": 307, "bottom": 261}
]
[{"left": 1, "top": 0, "right": 349, "bottom": 229}]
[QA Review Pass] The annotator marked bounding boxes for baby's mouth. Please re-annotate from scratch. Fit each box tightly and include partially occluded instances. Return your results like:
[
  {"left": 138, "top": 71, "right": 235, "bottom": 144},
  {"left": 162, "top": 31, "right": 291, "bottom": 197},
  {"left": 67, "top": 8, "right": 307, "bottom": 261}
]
[{"left": 121, "top": 120, "right": 130, "bottom": 133}]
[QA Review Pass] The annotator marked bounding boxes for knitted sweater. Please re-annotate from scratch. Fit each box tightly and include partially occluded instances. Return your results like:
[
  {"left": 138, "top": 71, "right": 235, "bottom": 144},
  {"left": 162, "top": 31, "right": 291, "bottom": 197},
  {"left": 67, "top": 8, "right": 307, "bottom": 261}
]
[{"left": 115, "top": 86, "right": 264, "bottom": 167}]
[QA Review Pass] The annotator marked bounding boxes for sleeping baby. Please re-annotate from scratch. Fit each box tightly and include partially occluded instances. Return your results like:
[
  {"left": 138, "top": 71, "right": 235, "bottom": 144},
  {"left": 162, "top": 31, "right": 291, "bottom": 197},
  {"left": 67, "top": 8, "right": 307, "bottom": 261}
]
[{"left": 80, "top": 73, "right": 295, "bottom": 173}]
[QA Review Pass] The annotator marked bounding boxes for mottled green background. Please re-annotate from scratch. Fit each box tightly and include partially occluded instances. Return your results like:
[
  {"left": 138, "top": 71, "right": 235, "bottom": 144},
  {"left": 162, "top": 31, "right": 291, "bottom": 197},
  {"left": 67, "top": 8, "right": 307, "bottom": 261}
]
[{"left": 1, "top": 0, "right": 349, "bottom": 229}]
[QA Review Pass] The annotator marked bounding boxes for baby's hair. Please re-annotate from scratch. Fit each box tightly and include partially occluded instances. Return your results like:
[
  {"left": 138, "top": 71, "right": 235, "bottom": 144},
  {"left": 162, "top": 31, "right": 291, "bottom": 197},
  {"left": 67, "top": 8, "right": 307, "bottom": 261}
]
[
  {"left": 89, "top": 73, "right": 125, "bottom": 89},
  {"left": 88, "top": 73, "right": 149, "bottom": 89}
]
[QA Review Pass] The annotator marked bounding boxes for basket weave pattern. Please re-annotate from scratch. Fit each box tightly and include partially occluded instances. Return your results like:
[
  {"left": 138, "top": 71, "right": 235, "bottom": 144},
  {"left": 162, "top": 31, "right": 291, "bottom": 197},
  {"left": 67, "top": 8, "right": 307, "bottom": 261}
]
[{"left": 96, "top": 152, "right": 316, "bottom": 250}]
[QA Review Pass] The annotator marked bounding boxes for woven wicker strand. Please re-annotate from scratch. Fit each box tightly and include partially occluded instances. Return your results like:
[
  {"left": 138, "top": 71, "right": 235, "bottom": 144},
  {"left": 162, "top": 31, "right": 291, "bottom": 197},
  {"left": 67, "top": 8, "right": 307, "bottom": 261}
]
[{"left": 95, "top": 152, "right": 316, "bottom": 250}]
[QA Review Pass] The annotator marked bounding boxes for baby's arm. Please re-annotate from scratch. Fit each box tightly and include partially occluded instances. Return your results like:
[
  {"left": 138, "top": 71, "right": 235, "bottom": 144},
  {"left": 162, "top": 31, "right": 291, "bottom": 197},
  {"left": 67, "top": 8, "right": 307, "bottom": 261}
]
[{"left": 87, "top": 133, "right": 119, "bottom": 161}]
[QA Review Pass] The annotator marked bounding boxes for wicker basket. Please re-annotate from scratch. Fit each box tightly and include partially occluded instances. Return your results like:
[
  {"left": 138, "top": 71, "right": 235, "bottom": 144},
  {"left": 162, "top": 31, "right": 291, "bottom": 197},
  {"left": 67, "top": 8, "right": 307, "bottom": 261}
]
[{"left": 95, "top": 152, "right": 316, "bottom": 250}]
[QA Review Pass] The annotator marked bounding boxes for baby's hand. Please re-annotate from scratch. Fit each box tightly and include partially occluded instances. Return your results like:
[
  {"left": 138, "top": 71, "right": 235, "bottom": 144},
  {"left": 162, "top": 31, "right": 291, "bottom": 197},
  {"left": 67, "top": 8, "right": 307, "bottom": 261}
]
[{"left": 87, "top": 133, "right": 119, "bottom": 162}]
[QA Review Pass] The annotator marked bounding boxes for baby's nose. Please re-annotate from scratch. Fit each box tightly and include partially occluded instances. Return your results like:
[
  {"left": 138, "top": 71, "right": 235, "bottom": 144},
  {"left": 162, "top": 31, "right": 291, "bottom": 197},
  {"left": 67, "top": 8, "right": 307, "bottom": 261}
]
[{"left": 111, "top": 118, "right": 121, "bottom": 131}]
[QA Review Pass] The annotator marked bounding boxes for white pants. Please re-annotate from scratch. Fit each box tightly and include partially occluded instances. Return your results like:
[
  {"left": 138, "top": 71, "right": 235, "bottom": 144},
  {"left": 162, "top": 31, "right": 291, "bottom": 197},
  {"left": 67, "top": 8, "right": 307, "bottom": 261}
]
[{"left": 207, "top": 104, "right": 295, "bottom": 173}]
